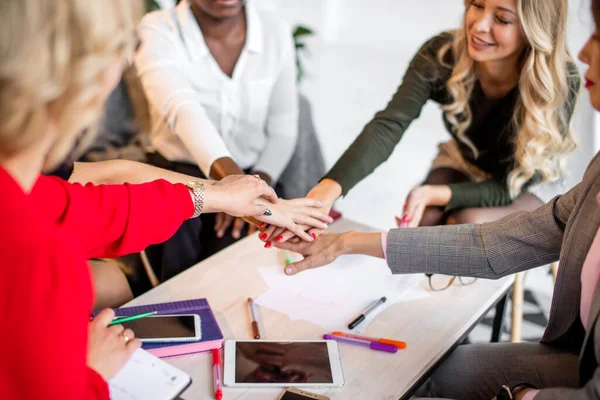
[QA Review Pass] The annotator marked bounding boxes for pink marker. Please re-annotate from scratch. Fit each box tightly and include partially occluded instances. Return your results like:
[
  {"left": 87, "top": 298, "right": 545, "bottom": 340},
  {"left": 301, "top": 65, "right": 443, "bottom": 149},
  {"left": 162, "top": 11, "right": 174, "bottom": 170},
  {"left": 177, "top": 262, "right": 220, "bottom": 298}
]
[{"left": 323, "top": 334, "right": 397, "bottom": 353}]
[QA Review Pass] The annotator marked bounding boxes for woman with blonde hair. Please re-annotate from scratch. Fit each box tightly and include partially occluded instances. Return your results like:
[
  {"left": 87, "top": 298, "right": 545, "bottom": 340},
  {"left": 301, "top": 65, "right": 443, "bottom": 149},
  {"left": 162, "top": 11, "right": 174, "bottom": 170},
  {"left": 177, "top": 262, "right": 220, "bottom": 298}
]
[
  {"left": 264, "top": 0, "right": 580, "bottom": 244},
  {"left": 0, "top": 0, "right": 329, "bottom": 398}
]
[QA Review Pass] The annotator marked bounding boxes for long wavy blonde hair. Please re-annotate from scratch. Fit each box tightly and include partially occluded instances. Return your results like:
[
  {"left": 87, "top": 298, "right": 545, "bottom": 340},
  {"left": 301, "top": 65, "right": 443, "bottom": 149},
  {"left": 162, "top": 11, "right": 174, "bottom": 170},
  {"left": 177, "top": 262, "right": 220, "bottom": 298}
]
[
  {"left": 0, "top": 0, "right": 143, "bottom": 171},
  {"left": 439, "top": 0, "right": 578, "bottom": 196}
]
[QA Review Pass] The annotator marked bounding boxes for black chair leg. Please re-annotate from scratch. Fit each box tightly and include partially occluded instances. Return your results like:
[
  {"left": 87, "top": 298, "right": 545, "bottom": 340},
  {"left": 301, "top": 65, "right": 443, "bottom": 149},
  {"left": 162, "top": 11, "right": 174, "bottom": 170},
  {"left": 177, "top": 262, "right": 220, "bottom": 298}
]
[{"left": 491, "top": 293, "right": 509, "bottom": 342}]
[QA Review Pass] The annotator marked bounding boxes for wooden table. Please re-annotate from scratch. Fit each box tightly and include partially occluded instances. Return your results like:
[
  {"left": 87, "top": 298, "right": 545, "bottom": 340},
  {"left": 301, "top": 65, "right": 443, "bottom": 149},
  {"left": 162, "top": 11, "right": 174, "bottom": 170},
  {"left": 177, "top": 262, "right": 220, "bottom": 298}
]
[{"left": 127, "top": 219, "right": 512, "bottom": 400}]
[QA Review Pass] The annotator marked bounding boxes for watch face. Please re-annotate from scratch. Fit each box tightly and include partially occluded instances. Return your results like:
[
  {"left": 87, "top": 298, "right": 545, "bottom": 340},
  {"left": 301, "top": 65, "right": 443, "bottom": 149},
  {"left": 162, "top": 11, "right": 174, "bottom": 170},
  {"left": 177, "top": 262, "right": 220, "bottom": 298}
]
[{"left": 187, "top": 181, "right": 204, "bottom": 189}]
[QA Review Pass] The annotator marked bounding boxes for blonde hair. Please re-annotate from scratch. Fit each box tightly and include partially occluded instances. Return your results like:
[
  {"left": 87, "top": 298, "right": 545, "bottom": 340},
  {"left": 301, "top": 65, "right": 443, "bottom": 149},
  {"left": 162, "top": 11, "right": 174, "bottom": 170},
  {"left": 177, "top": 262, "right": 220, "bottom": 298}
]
[
  {"left": 438, "top": 0, "right": 578, "bottom": 196},
  {"left": 0, "top": 0, "right": 143, "bottom": 170}
]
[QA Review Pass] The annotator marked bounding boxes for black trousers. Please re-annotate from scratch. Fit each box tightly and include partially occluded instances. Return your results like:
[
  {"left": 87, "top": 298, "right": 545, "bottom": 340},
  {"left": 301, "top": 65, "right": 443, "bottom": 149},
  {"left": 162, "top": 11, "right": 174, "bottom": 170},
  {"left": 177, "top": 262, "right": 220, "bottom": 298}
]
[{"left": 145, "top": 152, "right": 282, "bottom": 281}]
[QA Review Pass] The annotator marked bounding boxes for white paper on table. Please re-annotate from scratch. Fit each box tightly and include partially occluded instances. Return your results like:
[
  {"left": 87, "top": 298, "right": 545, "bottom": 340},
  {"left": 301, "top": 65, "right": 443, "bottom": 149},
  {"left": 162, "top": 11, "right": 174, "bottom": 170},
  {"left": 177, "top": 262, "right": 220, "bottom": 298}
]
[{"left": 255, "top": 254, "right": 429, "bottom": 332}]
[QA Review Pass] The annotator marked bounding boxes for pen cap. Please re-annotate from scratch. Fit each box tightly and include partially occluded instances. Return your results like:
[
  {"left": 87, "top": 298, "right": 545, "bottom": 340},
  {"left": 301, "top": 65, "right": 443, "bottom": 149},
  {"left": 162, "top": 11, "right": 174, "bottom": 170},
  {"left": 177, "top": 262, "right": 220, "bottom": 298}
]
[
  {"left": 369, "top": 342, "right": 398, "bottom": 353},
  {"left": 213, "top": 348, "right": 220, "bottom": 364},
  {"left": 380, "top": 339, "right": 407, "bottom": 349}
]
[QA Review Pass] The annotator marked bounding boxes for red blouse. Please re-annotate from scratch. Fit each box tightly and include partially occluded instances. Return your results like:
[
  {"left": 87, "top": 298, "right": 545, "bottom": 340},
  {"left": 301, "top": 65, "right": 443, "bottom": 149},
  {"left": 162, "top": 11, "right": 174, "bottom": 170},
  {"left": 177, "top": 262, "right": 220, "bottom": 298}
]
[{"left": 0, "top": 167, "right": 193, "bottom": 399}]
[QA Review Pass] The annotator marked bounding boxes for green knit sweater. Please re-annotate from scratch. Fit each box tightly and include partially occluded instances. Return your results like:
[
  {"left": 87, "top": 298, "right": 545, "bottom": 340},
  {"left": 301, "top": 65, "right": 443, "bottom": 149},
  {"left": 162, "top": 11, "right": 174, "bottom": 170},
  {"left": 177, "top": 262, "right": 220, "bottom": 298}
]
[{"left": 324, "top": 32, "right": 580, "bottom": 210}]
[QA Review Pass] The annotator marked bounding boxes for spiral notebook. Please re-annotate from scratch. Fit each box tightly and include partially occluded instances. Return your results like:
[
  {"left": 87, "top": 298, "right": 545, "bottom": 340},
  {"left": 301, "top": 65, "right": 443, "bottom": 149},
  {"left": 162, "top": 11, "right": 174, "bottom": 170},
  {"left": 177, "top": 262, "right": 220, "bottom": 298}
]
[{"left": 112, "top": 298, "right": 223, "bottom": 358}]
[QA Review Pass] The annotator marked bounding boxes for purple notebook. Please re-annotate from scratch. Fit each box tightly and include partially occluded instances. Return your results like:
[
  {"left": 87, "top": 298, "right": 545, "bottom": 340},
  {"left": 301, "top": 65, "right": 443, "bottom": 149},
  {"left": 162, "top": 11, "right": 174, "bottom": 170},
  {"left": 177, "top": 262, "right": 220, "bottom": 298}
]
[{"left": 111, "top": 298, "right": 223, "bottom": 358}]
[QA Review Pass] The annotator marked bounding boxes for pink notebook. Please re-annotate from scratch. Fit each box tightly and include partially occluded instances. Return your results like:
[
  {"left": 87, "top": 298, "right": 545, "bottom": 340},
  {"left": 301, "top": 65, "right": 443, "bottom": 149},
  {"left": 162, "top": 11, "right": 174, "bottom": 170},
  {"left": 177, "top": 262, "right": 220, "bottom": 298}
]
[{"left": 113, "top": 298, "right": 223, "bottom": 358}]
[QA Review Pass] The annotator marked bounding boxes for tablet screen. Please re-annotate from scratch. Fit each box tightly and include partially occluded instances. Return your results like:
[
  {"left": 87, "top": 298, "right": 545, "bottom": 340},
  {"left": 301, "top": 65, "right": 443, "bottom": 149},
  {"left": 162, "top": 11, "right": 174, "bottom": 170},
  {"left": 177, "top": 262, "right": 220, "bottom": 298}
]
[{"left": 235, "top": 342, "right": 333, "bottom": 384}]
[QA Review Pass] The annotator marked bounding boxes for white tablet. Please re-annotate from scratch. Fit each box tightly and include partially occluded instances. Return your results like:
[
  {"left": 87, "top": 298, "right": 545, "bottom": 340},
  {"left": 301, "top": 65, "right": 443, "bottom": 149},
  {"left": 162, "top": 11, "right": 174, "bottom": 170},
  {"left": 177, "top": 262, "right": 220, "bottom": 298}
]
[{"left": 223, "top": 340, "right": 344, "bottom": 388}]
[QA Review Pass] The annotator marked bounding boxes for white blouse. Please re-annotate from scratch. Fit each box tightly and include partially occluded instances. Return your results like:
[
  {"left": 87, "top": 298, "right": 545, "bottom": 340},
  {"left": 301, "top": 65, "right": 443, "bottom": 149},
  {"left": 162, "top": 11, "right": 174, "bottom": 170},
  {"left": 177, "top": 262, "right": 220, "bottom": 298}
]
[{"left": 135, "top": 0, "right": 298, "bottom": 182}]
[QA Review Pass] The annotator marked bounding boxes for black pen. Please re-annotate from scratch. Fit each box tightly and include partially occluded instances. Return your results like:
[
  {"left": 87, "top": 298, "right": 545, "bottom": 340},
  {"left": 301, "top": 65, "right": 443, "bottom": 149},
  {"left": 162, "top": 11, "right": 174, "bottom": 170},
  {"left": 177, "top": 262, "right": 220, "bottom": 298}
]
[{"left": 348, "top": 297, "right": 387, "bottom": 330}]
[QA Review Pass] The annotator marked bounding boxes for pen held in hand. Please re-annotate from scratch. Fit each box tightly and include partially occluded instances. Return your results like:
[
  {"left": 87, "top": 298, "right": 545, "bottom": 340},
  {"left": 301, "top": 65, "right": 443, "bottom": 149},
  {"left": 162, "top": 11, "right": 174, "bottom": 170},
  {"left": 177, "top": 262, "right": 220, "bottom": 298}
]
[{"left": 108, "top": 311, "right": 157, "bottom": 326}]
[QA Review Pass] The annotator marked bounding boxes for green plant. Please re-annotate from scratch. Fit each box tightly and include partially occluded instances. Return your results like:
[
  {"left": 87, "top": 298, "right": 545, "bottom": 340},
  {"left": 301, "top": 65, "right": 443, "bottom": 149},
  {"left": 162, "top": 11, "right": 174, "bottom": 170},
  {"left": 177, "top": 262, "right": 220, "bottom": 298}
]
[{"left": 293, "top": 25, "right": 314, "bottom": 83}]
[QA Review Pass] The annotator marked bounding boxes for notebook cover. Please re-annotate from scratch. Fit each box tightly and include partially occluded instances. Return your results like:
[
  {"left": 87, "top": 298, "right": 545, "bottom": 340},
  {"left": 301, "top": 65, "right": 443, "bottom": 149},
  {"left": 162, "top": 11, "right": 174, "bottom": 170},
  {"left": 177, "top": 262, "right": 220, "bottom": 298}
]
[{"left": 110, "top": 298, "right": 224, "bottom": 358}]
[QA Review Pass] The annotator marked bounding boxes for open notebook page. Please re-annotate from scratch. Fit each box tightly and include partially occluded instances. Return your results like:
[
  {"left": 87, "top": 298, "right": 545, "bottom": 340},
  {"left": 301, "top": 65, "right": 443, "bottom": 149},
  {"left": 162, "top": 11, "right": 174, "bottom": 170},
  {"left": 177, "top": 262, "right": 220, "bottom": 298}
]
[{"left": 109, "top": 348, "right": 191, "bottom": 400}]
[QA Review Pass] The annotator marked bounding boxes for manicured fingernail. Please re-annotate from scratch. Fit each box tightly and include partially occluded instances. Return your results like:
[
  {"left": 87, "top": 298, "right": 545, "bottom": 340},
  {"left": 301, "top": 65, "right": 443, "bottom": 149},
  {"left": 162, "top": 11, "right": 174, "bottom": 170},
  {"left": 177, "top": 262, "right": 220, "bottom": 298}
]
[
  {"left": 260, "top": 233, "right": 267, "bottom": 240},
  {"left": 403, "top": 204, "right": 407, "bottom": 211},
  {"left": 311, "top": 233, "right": 317, "bottom": 240},
  {"left": 264, "top": 241, "right": 272, "bottom": 248},
  {"left": 285, "top": 267, "right": 293, "bottom": 275},
  {"left": 276, "top": 236, "right": 283, "bottom": 242},
  {"left": 402, "top": 215, "right": 410, "bottom": 223},
  {"left": 259, "top": 222, "right": 265, "bottom": 227}
]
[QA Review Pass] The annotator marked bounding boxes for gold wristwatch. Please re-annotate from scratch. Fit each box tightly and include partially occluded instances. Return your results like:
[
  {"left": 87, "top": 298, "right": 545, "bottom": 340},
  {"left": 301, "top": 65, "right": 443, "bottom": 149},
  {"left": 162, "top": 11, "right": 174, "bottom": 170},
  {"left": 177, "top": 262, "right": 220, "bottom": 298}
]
[{"left": 186, "top": 181, "right": 205, "bottom": 218}]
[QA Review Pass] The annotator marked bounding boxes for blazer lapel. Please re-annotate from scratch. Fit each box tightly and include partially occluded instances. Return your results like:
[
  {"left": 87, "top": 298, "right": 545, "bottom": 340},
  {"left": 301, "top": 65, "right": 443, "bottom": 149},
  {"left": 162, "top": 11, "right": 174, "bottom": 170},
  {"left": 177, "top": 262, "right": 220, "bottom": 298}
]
[{"left": 545, "top": 176, "right": 600, "bottom": 343}]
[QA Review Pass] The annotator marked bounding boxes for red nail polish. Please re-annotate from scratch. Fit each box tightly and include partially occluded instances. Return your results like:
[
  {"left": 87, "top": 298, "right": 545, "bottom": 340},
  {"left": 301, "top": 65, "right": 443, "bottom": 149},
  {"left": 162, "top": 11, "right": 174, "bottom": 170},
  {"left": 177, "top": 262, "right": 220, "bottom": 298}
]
[
  {"left": 260, "top": 233, "right": 267, "bottom": 240},
  {"left": 403, "top": 204, "right": 407, "bottom": 211},
  {"left": 276, "top": 236, "right": 283, "bottom": 242},
  {"left": 264, "top": 241, "right": 272, "bottom": 248},
  {"left": 311, "top": 233, "right": 317, "bottom": 240},
  {"left": 259, "top": 222, "right": 265, "bottom": 227}
]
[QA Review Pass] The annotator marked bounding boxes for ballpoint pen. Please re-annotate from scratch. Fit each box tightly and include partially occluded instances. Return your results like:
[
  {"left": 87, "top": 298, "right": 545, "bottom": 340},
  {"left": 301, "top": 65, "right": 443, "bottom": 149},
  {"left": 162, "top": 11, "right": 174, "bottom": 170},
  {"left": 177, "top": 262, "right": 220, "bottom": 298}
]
[
  {"left": 323, "top": 334, "right": 397, "bottom": 353},
  {"left": 213, "top": 349, "right": 223, "bottom": 400},
  {"left": 348, "top": 296, "right": 387, "bottom": 330},
  {"left": 331, "top": 331, "right": 407, "bottom": 349},
  {"left": 108, "top": 311, "right": 157, "bottom": 326},
  {"left": 247, "top": 297, "right": 261, "bottom": 339}
]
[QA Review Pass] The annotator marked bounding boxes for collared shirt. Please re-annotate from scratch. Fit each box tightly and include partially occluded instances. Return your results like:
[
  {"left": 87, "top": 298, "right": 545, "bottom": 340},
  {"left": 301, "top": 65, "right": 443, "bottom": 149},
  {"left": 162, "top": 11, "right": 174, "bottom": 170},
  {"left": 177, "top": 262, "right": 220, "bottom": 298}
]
[{"left": 135, "top": 0, "right": 298, "bottom": 182}]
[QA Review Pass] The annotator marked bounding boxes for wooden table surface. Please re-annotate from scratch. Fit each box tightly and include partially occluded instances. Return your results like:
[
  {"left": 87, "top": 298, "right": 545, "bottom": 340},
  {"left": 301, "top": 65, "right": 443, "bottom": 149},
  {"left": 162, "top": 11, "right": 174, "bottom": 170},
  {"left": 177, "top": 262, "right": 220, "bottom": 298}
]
[{"left": 127, "top": 219, "right": 512, "bottom": 400}]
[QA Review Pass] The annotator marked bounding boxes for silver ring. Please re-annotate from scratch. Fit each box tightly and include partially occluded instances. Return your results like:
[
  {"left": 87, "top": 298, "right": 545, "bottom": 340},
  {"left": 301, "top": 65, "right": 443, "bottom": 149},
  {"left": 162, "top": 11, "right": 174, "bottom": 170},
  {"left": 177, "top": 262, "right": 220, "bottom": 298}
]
[
  {"left": 253, "top": 174, "right": 261, "bottom": 182},
  {"left": 263, "top": 208, "right": 272, "bottom": 216}
]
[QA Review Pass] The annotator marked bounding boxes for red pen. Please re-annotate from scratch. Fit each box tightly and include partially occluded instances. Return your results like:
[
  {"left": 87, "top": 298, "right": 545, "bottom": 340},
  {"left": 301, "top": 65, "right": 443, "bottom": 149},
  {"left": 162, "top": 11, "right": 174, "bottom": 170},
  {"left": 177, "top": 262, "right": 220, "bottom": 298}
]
[{"left": 213, "top": 349, "right": 223, "bottom": 400}]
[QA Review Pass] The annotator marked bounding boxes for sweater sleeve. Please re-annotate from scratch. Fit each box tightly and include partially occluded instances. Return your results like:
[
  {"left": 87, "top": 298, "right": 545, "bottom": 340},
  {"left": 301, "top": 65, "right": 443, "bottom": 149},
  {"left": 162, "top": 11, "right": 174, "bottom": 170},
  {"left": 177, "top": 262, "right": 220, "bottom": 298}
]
[
  {"left": 34, "top": 177, "right": 193, "bottom": 259},
  {"left": 446, "top": 179, "right": 513, "bottom": 211},
  {"left": 324, "top": 33, "right": 451, "bottom": 196}
]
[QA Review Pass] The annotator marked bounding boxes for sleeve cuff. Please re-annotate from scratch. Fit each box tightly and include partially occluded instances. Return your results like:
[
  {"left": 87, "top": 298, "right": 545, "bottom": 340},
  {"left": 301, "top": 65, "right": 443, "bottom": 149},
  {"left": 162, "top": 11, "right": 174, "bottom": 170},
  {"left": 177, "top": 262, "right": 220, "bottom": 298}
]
[
  {"left": 381, "top": 232, "right": 388, "bottom": 261},
  {"left": 522, "top": 389, "right": 539, "bottom": 400}
]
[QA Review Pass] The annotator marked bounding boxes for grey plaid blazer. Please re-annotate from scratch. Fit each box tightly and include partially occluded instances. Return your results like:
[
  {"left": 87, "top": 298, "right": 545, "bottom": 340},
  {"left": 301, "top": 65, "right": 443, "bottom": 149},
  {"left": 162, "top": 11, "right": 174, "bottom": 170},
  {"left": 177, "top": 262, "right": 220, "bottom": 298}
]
[{"left": 387, "top": 152, "right": 600, "bottom": 398}]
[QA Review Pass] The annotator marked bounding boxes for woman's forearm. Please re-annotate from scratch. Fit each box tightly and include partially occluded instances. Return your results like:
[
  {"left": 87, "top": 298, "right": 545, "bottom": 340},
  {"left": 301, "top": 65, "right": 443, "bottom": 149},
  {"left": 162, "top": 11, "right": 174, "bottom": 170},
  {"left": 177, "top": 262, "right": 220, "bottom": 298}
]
[
  {"left": 209, "top": 157, "right": 245, "bottom": 180},
  {"left": 70, "top": 160, "right": 213, "bottom": 187},
  {"left": 339, "top": 231, "right": 385, "bottom": 259},
  {"left": 307, "top": 179, "right": 343, "bottom": 209}
]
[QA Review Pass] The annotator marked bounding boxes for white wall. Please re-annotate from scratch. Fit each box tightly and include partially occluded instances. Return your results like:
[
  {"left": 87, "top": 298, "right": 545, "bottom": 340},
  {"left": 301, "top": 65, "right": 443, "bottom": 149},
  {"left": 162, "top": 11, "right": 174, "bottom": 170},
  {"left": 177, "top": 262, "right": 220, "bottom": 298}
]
[{"left": 255, "top": 0, "right": 596, "bottom": 229}]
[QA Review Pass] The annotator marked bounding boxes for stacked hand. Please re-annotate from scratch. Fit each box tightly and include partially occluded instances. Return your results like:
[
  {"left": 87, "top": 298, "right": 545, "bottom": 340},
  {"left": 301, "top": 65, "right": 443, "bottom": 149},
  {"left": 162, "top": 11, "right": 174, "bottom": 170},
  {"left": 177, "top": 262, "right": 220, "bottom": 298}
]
[
  {"left": 203, "top": 175, "right": 333, "bottom": 242},
  {"left": 259, "top": 179, "right": 339, "bottom": 245},
  {"left": 254, "top": 197, "right": 334, "bottom": 244}
]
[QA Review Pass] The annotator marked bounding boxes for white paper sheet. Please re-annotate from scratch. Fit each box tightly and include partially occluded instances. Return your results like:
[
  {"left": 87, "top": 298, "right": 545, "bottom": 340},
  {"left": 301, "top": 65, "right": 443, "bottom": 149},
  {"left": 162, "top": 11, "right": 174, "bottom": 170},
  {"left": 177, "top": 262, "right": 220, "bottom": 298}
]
[
  {"left": 109, "top": 349, "right": 191, "bottom": 400},
  {"left": 255, "top": 254, "right": 429, "bottom": 332}
]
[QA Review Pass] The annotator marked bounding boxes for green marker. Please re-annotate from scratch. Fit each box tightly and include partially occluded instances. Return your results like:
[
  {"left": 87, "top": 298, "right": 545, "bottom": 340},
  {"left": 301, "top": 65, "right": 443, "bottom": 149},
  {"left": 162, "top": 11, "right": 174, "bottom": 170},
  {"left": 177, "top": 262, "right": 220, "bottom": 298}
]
[
  {"left": 285, "top": 250, "right": 293, "bottom": 266},
  {"left": 109, "top": 311, "right": 157, "bottom": 326}
]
